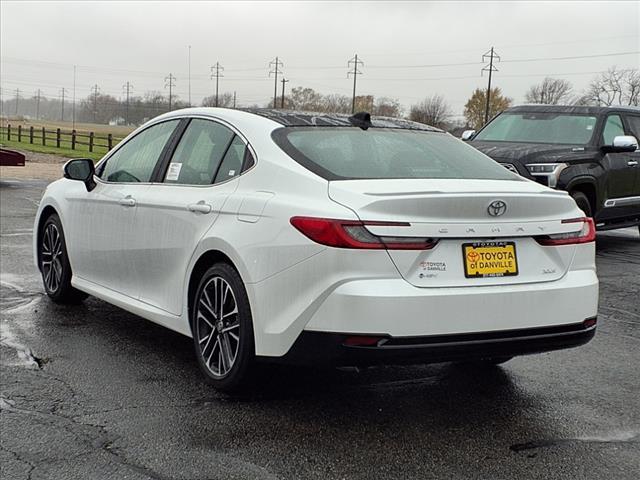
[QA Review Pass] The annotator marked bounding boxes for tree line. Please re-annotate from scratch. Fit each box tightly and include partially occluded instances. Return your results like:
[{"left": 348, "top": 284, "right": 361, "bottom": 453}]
[{"left": 1, "top": 66, "right": 637, "bottom": 131}]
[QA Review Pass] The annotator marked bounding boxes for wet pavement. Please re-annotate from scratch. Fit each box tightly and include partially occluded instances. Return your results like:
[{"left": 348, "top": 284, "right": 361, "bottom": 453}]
[{"left": 1, "top": 178, "right": 639, "bottom": 480}]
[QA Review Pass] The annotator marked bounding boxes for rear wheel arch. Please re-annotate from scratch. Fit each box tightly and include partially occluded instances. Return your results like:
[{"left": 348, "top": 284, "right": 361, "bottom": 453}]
[{"left": 187, "top": 250, "right": 246, "bottom": 330}]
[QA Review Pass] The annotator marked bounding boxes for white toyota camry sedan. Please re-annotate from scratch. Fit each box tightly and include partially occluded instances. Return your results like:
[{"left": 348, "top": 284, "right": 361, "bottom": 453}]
[{"left": 33, "top": 108, "right": 598, "bottom": 391}]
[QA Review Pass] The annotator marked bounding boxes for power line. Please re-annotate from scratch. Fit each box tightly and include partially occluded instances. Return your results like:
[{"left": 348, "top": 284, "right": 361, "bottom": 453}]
[
  {"left": 269, "top": 57, "right": 283, "bottom": 109},
  {"left": 481, "top": 47, "right": 500, "bottom": 124},
  {"left": 1, "top": 49, "right": 638, "bottom": 77},
  {"left": 347, "top": 53, "right": 364, "bottom": 113},
  {"left": 210, "top": 62, "right": 224, "bottom": 107}
]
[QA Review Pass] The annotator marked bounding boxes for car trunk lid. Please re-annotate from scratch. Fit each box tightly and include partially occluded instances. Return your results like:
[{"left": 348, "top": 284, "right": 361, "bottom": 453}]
[{"left": 328, "top": 179, "right": 582, "bottom": 287}]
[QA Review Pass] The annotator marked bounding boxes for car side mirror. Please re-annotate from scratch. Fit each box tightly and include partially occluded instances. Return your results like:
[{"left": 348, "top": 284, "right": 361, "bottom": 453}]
[
  {"left": 63, "top": 158, "right": 96, "bottom": 191},
  {"left": 602, "top": 135, "right": 638, "bottom": 153},
  {"left": 461, "top": 130, "right": 476, "bottom": 141}
]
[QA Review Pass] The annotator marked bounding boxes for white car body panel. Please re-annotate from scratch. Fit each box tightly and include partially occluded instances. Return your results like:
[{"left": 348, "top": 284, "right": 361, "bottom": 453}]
[{"left": 33, "top": 107, "right": 599, "bottom": 363}]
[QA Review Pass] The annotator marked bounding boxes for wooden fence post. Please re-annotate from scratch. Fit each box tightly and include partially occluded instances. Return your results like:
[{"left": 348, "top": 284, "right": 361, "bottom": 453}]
[
  {"left": 89, "top": 132, "right": 94, "bottom": 152},
  {"left": 56, "top": 128, "right": 61, "bottom": 148},
  {"left": 18, "top": 125, "right": 22, "bottom": 142},
  {"left": 108, "top": 134, "right": 113, "bottom": 151},
  {"left": 42, "top": 127, "right": 46, "bottom": 146},
  {"left": 71, "top": 130, "right": 76, "bottom": 150},
  {"left": 6, "top": 124, "right": 11, "bottom": 141},
  {"left": 29, "top": 126, "right": 34, "bottom": 144}
]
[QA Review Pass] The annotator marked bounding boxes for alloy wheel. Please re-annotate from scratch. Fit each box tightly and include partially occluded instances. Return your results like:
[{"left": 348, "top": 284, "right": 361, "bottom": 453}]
[
  {"left": 195, "top": 276, "right": 240, "bottom": 378},
  {"left": 41, "top": 223, "right": 63, "bottom": 293}
]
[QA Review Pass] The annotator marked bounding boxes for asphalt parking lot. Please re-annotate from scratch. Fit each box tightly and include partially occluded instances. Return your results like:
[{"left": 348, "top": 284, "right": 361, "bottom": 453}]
[{"left": 1, "top": 177, "right": 639, "bottom": 480}]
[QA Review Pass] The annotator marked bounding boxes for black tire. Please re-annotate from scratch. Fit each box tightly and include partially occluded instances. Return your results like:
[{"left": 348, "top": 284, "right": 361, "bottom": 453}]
[
  {"left": 39, "top": 214, "right": 87, "bottom": 304},
  {"left": 570, "top": 191, "right": 593, "bottom": 217},
  {"left": 190, "top": 263, "right": 255, "bottom": 393}
]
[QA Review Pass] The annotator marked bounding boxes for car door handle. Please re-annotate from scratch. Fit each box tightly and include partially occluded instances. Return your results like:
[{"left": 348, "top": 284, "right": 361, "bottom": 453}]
[
  {"left": 188, "top": 202, "right": 212, "bottom": 214},
  {"left": 119, "top": 196, "right": 136, "bottom": 207},
  {"left": 628, "top": 160, "right": 639, "bottom": 166}
]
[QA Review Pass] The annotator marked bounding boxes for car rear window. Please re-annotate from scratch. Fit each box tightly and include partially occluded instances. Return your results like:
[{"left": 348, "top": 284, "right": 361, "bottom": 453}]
[{"left": 272, "top": 127, "right": 519, "bottom": 181}]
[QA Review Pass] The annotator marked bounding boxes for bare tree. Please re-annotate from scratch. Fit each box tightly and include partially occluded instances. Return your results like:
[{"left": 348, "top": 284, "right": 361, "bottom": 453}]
[
  {"left": 372, "top": 97, "right": 402, "bottom": 117},
  {"left": 586, "top": 67, "right": 640, "bottom": 106},
  {"left": 409, "top": 94, "right": 453, "bottom": 129},
  {"left": 202, "top": 92, "right": 234, "bottom": 108},
  {"left": 525, "top": 77, "right": 573, "bottom": 105}
]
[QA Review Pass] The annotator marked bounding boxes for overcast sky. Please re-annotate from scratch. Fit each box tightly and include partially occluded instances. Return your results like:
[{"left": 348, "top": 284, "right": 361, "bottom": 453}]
[{"left": 1, "top": 1, "right": 638, "bottom": 118}]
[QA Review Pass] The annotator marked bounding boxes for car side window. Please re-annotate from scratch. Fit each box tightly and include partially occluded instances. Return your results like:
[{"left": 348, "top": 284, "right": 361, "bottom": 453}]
[
  {"left": 602, "top": 115, "right": 625, "bottom": 146},
  {"left": 100, "top": 120, "right": 179, "bottom": 183},
  {"left": 164, "top": 119, "right": 234, "bottom": 185},
  {"left": 625, "top": 115, "right": 640, "bottom": 140},
  {"left": 213, "top": 136, "right": 246, "bottom": 183}
]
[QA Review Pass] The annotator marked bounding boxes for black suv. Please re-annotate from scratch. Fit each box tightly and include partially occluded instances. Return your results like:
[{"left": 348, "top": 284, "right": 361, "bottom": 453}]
[{"left": 465, "top": 105, "right": 640, "bottom": 232}]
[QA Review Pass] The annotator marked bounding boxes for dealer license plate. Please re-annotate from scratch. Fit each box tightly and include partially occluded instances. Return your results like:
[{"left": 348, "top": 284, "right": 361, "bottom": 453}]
[{"left": 462, "top": 241, "right": 518, "bottom": 278}]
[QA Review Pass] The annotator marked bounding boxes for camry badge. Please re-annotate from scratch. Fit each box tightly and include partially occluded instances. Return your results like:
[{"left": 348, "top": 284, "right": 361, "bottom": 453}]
[{"left": 487, "top": 200, "right": 507, "bottom": 217}]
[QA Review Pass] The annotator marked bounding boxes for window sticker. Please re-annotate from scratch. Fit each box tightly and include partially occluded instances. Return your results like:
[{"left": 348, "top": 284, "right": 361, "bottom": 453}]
[
  {"left": 228, "top": 169, "right": 236, "bottom": 176},
  {"left": 165, "top": 162, "right": 182, "bottom": 181}
]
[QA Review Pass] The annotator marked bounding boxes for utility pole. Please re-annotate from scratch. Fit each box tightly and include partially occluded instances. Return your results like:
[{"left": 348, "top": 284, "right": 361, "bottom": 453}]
[
  {"left": 280, "top": 77, "right": 289, "bottom": 108},
  {"left": 165, "top": 73, "right": 176, "bottom": 110},
  {"left": 14, "top": 88, "right": 20, "bottom": 115},
  {"left": 122, "top": 82, "right": 133, "bottom": 125},
  {"left": 188, "top": 45, "right": 192, "bottom": 106},
  {"left": 60, "top": 88, "right": 67, "bottom": 121},
  {"left": 269, "top": 57, "right": 283, "bottom": 109},
  {"left": 91, "top": 84, "right": 100, "bottom": 123},
  {"left": 481, "top": 47, "right": 500, "bottom": 125},
  {"left": 210, "top": 62, "right": 224, "bottom": 107},
  {"left": 233, "top": 91, "right": 236, "bottom": 109},
  {"left": 35, "top": 89, "right": 41, "bottom": 119},
  {"left": 347, "top": 54, "right": 364, "bottom": 114}
]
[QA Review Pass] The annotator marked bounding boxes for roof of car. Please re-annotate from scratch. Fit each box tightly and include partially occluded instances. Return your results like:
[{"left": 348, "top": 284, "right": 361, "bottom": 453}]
[
  {"left": 240, "top": 108, "right": 442, "bottom": 131},
  {"left": 505, "top": 104, "right": 640, "bottom": 115}
]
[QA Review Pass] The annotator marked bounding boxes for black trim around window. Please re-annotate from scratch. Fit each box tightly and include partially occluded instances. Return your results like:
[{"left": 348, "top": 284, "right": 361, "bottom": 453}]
[{"left": 151, "top": 118, "right": 191, "bottom": 182}]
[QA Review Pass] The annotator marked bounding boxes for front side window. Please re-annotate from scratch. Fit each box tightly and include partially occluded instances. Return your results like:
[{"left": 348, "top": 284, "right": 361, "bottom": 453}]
[
  {"left": 100, "top": 120, "right": 179, "bottom": 183},
  {"left": 602, "top": 115, "right": 625, "bottom": 145},
  {"left": 474, "top": 112, "right": 597, "bottom": 145},
  {"left": 625, "top": 115, "right": 640, "bottom": 140},
  {"left": 273, "top": 127, "right": 519, "bottom": 181},
  {"left": 164, "top": 119, "right": 234, "bottom": 185}
]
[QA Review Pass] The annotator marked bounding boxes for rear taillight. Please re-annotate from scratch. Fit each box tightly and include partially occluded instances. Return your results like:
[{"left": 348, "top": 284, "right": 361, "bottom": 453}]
[
  {"left": 290, "top": 216, "right": 437, "bottom": 250},
  {"left": 535, "top": 217, "right": 596, "bottom": 246}
]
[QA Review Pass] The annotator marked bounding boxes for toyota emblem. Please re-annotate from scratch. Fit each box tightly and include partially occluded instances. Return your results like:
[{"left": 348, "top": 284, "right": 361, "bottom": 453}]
[{"left": 487, "top": 200, "right": 507, "bottom": 217}]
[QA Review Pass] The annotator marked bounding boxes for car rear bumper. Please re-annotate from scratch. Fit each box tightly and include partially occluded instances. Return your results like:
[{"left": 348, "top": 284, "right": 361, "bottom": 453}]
[
  {"left": 273, "top": 319, "right": 597, "bottom": 366},
  {"left": 303, "top": 270, "right": 598, "bottom": 337}
]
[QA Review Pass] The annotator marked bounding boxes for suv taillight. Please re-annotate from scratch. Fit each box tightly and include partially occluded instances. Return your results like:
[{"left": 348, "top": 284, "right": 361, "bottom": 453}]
[
  {"left": 290, "top": 217, "right": 437, "bottom": 250},
  {"left": 535, "top": 217, "right": 596, "bottom": 246}
]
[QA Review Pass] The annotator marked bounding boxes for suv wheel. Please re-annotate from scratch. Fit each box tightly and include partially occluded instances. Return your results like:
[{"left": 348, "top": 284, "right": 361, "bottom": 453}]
[
  {"left": 570, "top": 191, "right": 592, "bottom": 217},
  {"left": 191, "top": 263, "right": 255, "bottom": 392}
]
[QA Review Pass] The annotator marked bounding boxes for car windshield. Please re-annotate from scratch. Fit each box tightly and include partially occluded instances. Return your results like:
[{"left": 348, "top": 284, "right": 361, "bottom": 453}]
[
  {"left": 272, "top": 127, "right": 519, "bottom": 181},
  {"left": 474, "top": 112, "right": 597, "bottom": 145}
]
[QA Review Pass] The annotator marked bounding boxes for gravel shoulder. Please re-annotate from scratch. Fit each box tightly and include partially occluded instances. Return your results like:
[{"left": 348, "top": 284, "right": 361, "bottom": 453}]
[{"left": 0, "top": 150, "right": 69, "bottom": 181}]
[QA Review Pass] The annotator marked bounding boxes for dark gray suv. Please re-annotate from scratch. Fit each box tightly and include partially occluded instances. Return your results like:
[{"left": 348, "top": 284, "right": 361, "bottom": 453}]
[{"left": 464, "top": 105, "right": 640, "bottom": 232}]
